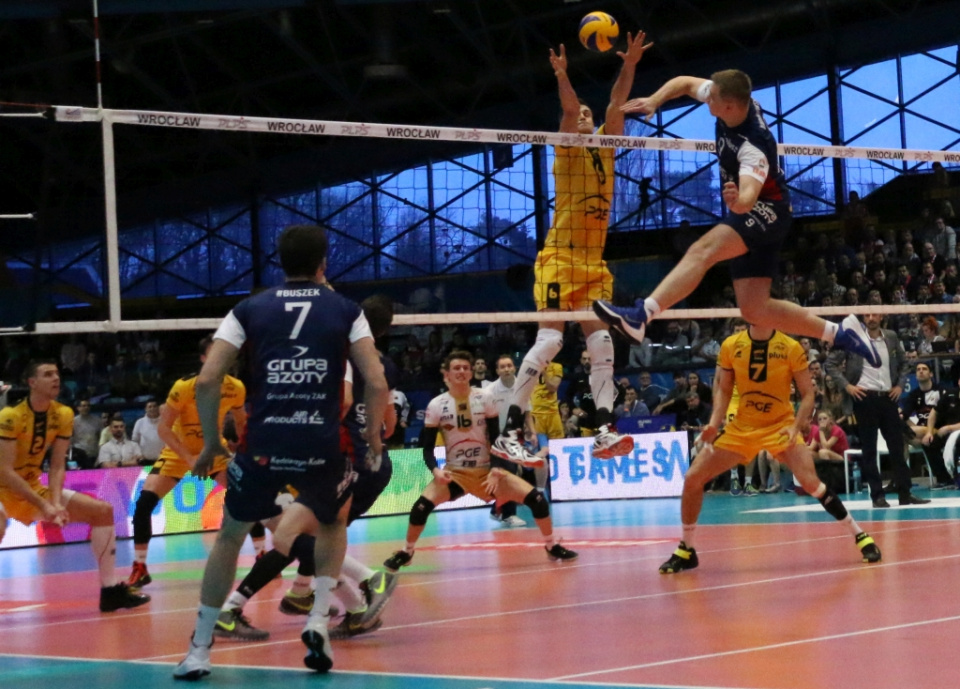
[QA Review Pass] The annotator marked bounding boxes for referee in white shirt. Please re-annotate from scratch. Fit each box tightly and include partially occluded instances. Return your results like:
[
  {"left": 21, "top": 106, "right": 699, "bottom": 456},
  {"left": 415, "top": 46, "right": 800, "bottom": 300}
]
[
  {"left": 131, "top": 399, "right": 163, "bottom": 464},
  {"left": 826, "top": 313, "right": 930, "bottom": 507}
]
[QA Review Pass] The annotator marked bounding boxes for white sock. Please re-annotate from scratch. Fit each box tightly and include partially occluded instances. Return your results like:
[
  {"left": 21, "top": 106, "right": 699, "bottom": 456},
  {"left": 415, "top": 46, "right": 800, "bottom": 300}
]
[
  {"left": 682, "top": 524, "right": 697, "bottom": 549},
  {"left": 91, "top": 525, "right": 117, "bottom": 588},
  {"left": 843, "top": 515, "right": 861, "bottom": 537},
  {"left": 644, "top": 298, "right": 662, "bottom": 321},
  {"left": 194, "top": 604, "right": 221, "bottom": 646},
  {"left": 252, "top": 537, "right": 266, "bottom": 556},
  {"left": 544, "top": 534, "right": 557, "bottom": 548},
  {"left": 821, "top": 321, "right": 839, "bottom": 343},
  {"left": 404, "top": 541, "right": 416, "bottom": 554},
  {"left": 335, "top": 575, "right": 367, "bottom": 614},
  {"left": 586, "top": 329, "right": 616, "bottom": 416},
  {"left": 306, "top": 575, "right": 338, "bottom": 629},
  {"left": 512, "top": 328, "right": 563, "bottom": 412},
  {"left": 134, "top": 548, "right": 147, "bottom": 565},
  {"left": 223, "top": 591, "right": 248, "bottom": 611},
  {"left": 340, "top": 554, "right": 374, "bottom": 583}
]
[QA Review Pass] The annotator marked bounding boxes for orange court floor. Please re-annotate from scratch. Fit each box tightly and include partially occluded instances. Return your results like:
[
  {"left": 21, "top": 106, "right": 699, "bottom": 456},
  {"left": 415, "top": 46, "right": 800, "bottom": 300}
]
[{"left": 2, "top": 489, "right": 960, "bottom": 689}]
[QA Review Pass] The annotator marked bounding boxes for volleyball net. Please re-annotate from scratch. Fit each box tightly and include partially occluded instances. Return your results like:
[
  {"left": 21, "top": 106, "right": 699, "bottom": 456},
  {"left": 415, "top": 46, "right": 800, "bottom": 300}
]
[{"left": 1, "top": 102, "right": 959, "bottom": 338}]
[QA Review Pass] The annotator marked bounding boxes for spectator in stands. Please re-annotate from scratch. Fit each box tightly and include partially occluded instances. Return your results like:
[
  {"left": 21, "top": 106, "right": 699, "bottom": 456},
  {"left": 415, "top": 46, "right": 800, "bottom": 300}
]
[
  {"left": 677, "top": 391, "right": 711, "bottom": 447},
  {"left": 560, "top": 401, "right": 580, "bottom": 438},
  {"left": 944, "top": 264, "right": 960, "bottom": 294},
  {"left": 107, "top": 354, "right": 139, "bottom": 400},
  {"left": 613, "top": 386, "right": 649, "bottom": 421},
  {"left": 923, "top": 242, "right": 946, "bottom": 277},
  {"left": 807, "top": 409, "right": 849, "bottom": 462},
  {"left": 137, "top": 351, "right": 164, "bottom": 398},
  {"left": 866, "top": 289, "right": 884, "bottom": 306},
  {"left": 917, "top": 316, "right": 945, "bottom": 357},
  {"left": 60, "top": 334, "right": 86, "bottom": 375},
  {"left": 470, "top": 357, "right": 491, "bottom": 388},
  {"left": 843, "top": 287, "right": 860, "bottom": 307},
  {"left": 923, "top": 384, "right": 960, "bottom": 490},
  {"left": 98, "top": 411, "right": 113, "bottom": 446},
  {"left": 823, "top": 273, "right": 846, "bottom": 303},
  {"left": 799, "top": 337, "right": 821, "bottom": 364},
  {"left": 687, "top": 371, "right": 712, "bottom": 406},
  {"left": 131, "top": 399, "right": 163, "bottom": 465},
  {"left": 566, "top": 350, "right": 596, "bottom": 432},
  {"left": 821, "top": 374, "right": 850, "bottom": 430},
  {"left": 627, "top": 334, "right": 655, "bottom": 368},
  {"left": 636, "top": 370, "right": 666, "bottom": 411},
  {"left": 689, "top": 322, "right": 721, "bottom": 364},
  {"left": 652, "top": 320, "right": 690, "bottom": 367},
  {"left": 800, "top": 278, "right": 823, "bottom": 307},
  {"left": 928, "top": 216, "right": 957, "bottom": 262},
  {"left": 77, "top": 351, "right": 108, "bottom": 398},
  {"left": 843, "top": 190, "right": 869, "bottom": 244},
  {"left": 70, "top": 399, "right": 101, "bottom": 469},
  {"left": 932, "top": 279, "right": 950, "bottom": 304},
  {"left": 915, "top": 283, "right": 934, "bottom": 305},
  {"left": 653, "top": 371, "right": 689, "bottom": 418},
  {"left": 96, "top": 415, "right": 143, "bottom": 468}
]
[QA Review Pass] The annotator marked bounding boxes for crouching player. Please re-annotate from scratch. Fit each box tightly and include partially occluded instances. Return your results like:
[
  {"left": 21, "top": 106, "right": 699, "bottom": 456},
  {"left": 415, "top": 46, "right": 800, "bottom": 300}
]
[
  {"left": 383, "top": 350, "right": 577, "bottom": 571},
  {"left": 659, "top": 324, "right": 881, "bottom": 573},
  {"left": 0, "top": 360, "right": 150, "bottom": 612}
]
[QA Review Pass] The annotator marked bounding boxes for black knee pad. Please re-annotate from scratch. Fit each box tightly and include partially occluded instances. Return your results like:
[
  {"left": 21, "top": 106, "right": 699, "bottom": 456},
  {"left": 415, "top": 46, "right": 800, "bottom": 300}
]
[
  {"left": 290, "top": 533, "right": 316, "bottom": 568},
  {"left": 249, "top": 521, "right": 266, "bottom": 539},
  {"left": 133, "top": 490, "right": 160, "bottom": 544},
  {"left": 409, "top": 496, "right": 436, "bottom": 526},
  {"left": 523, "top": 489, "right": 550, "bottom": 520},
  {"left": 818, "top": 487, "right": 848, "bottom": 521}
]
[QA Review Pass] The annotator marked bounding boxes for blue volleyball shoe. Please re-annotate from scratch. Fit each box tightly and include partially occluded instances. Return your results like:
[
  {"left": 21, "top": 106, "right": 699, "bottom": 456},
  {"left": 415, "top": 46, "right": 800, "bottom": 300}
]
[
  {"left": 834, "top": 315, "right": 881, "bottom": 368},
  {"left": 592, "top": 299, "right": 647, "bottom": 344}
]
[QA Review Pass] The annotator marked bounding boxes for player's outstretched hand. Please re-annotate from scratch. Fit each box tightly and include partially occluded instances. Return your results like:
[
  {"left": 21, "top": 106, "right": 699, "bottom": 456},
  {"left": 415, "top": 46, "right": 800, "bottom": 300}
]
[
  {"left": 617, "top": 30, "right": 654, "bottom": 66},
  {"left": 483, "top": 467, "right": 505, "bottom": 495},
  {"left": 549, "top": 44, "right": 568, "bottom": 73},
  {"left": 194, "top": 443, "right": 229, "bottom": 479}
]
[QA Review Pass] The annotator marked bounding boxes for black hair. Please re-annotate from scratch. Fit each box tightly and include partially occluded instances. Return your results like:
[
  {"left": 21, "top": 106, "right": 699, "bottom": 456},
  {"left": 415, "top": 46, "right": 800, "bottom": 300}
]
[{"left": 278, "top": 224, "right": 329, "bottom": 277}]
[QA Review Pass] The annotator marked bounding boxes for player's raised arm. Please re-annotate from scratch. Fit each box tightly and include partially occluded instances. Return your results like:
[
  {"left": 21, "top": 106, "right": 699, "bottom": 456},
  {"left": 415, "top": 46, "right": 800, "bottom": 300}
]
[
  {"left": 620, "top": 75, "right": 708, "bottom": 118},
  {"left": 604, "top": 30, "right": 653, "bottom": 136},
  {"left": 550, "top": 44, "right": 581, "bottom": 134}
]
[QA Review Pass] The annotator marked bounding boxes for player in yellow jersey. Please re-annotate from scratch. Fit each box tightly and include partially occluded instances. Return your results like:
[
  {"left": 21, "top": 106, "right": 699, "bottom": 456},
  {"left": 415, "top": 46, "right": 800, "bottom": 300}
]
[
  {"left": 128, "top": 336, "right": 247, "bottom": 587},
  {"left": 498, "top": 32, "right": 652, "bottom": 463},
  {"left": 0, "top": 360, "right": 149, "bottom": 612},
  {"left": 659, "top": 325, "right": 882, "bottom": 573},
  {"left": 529, "top": 360, "right": 564, "bottom": 489}
]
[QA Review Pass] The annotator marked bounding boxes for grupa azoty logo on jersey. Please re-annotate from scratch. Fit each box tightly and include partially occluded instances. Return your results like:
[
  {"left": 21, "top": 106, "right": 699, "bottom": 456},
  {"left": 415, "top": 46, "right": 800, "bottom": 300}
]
[{"left": 266, "top": 345, "right": 329, "bottom": 384}]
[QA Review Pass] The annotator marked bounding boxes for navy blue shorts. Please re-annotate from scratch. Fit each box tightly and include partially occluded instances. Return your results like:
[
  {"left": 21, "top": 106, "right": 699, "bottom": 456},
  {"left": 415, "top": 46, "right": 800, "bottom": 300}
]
[
  {"left": 722, "top": 199, "right": 792, "bottom": 280},
  {"left": 348, "top": 450, "right": 392, "bottom": 524},
  {"left": 224, "top": 451, "right": 352, "bottom": 525}
]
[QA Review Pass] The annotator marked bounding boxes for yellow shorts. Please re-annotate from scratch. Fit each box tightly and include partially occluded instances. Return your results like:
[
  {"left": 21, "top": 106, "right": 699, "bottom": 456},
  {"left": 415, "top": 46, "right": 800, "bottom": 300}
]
[
  {"left": 534, "top": 250, "right": 612, "bottom": 311},
  {"left": 714, "top": 417, "right": 800, "bottom": 463},
  {"left": 531, "top": 412, "right": 564, "bottom": 440},
  {"left": 0, "top": 484, "right": 77, "bottom": 526},
  {"left": 447, "top": 466, "right": 494, "bottom": 503},
  {"left": 151, "top": 453, "right": 230, "bottom": 480}
]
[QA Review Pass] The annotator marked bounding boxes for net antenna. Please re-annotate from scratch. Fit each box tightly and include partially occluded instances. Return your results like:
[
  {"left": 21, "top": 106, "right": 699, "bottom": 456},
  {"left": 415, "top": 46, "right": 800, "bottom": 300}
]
[{"left": 12, "top": 103, "right": 960, "bottom": 335}]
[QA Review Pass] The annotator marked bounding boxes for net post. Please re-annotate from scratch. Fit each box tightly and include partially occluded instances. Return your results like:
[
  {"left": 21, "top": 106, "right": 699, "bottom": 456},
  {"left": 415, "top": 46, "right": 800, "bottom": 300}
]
[{"left": 101, "top": 111, "right": 122, "bottom": 328}]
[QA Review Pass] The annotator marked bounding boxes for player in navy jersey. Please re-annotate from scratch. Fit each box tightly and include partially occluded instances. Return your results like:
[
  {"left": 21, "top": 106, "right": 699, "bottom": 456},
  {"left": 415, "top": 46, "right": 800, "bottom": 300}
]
[
  {"left": 592, "top": 69, "right": 880, "bottom": 368},
  {"left": 212, "top": 295, "right": 401, "bottom": 643},
  {"left": 174, "top": 225, "right": 389, "bottom": 680}
]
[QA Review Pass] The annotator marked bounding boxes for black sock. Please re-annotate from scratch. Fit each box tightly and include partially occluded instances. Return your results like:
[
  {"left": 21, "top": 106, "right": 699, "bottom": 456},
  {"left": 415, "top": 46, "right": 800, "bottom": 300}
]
[
  {"left": 237, "top": 549, "right": 294, "bottom": 599},
  {"left": 595, "top": 408, "right": 612, "bottom": 428}
]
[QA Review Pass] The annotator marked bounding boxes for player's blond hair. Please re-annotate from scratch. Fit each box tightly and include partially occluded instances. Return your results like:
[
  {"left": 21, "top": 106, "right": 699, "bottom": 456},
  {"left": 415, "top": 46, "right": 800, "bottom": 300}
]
[{"left": 710, "top": 69, "right": 752, "bottom": 105}]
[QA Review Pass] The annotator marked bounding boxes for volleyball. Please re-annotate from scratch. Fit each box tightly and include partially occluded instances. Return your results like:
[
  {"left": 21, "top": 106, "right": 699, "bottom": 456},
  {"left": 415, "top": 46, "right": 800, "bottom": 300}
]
[{"left": 578, "top": 12, "right": 619, "bottom": 52}]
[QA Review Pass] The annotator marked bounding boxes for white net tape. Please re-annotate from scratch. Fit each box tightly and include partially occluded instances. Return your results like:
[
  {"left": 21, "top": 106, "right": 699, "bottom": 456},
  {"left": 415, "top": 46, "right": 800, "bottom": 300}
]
[
  {"left": 55, "top": 106, "right": 960, "bottom": 163},
  {"left": 0, "top": 104, "right": 955, "bottom": 335}
]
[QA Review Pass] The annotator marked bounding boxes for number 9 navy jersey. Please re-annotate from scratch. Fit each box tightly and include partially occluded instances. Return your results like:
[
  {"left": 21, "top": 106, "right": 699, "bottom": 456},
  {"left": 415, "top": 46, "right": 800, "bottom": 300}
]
[{"left": 214, "top": 279, "right": 372, "bottom": 458}]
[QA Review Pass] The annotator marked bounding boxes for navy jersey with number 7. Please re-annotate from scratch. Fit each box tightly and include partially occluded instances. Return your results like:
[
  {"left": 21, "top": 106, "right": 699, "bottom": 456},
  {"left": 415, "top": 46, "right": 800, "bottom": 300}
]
[{"left": 214, "top": 279, "right": 373, "bottom": 458}]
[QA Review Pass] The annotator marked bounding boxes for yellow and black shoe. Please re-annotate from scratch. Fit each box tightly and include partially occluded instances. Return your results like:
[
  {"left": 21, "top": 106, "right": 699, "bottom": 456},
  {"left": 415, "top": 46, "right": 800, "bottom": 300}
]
[
  {"left": 856, "top": 532, "right": 882, "bottom": 563},
  {"left": 659, "top": 542, "right": 699, "bottom": 574}
]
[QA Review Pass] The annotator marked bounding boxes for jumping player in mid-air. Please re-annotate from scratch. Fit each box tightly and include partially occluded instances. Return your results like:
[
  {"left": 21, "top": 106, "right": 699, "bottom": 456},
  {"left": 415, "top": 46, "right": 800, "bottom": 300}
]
[{"left": 593, "top": 69, "right": 880, "bottom": 368}]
